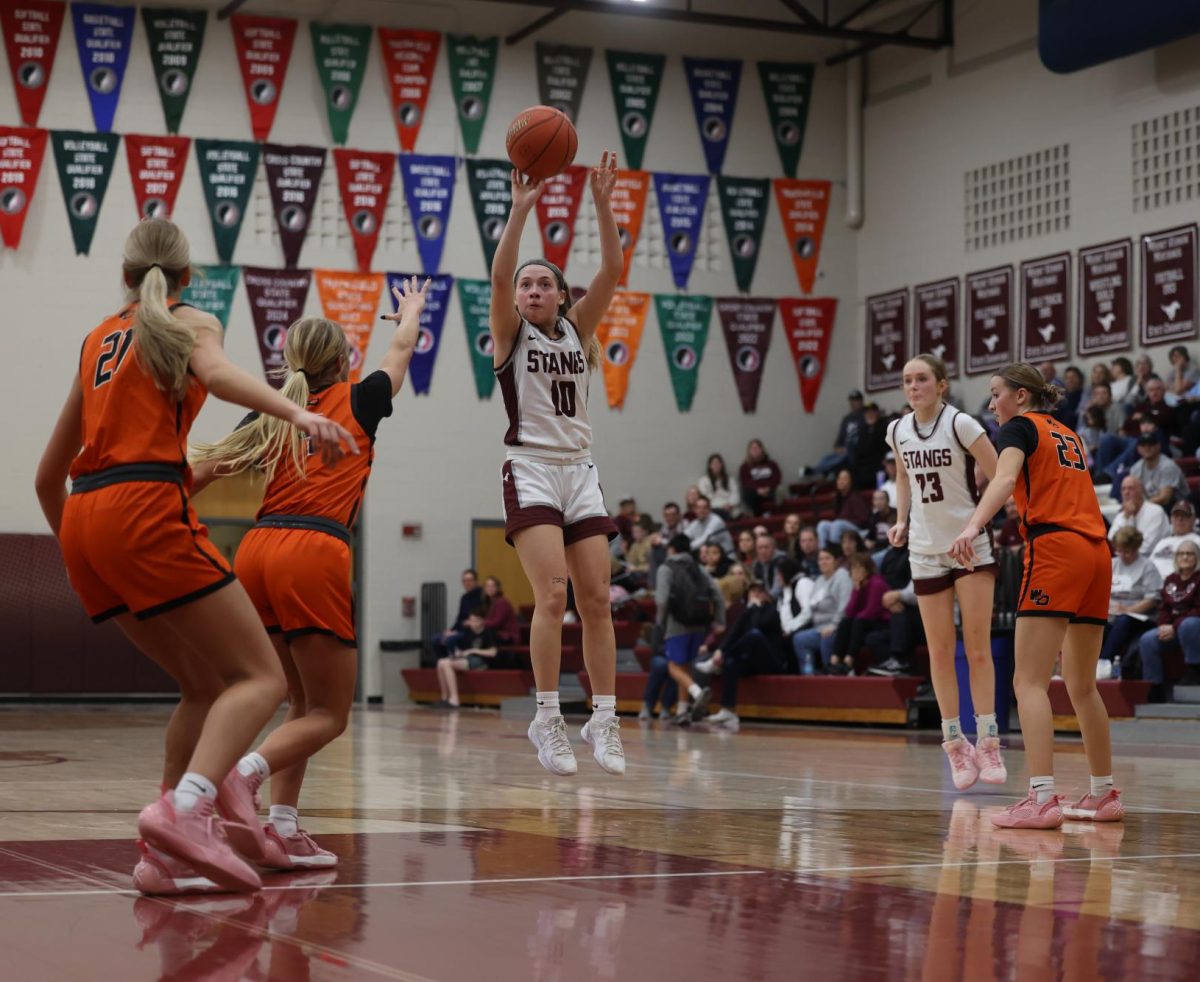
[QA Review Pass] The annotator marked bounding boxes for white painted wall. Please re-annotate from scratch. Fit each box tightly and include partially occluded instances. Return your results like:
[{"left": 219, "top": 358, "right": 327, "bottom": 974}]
[{"left": 0, "top": 1, "right": 858, "bottom": 696}]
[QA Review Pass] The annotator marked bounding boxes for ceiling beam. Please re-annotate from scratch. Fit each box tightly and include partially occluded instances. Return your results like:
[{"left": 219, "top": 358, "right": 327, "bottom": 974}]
[
  {"left": 216, "top": 0, "right": 251, "bottom": 19},
  {"left": 506, "top": 3, "right": 575, "bottom": 45},
  {"left": 776, "top": 0, "right": 824, "bottom": 29},
  {"left": 833, "top": 0, "right": 890, "bottom": 29},
  {"left": 825, "top": 0, "right": 947, "bottom": 65}
]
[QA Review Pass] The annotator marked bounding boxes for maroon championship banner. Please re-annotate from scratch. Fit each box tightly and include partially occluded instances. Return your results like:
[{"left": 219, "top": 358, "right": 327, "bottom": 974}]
[
  {"left": 263, "top": 144, "right": 326, "bottom": 268},
  {"left": 913, "top": 278, "right": 959, "bottom": 378},
  {"left": 779, "top": 297, "right": 836, "bottom": 413},
  {"left": 1141, "top": 224, "right": 1198, "bottom": 346},
  {"left": 332, "top": 148, "right": 394, "bottom": 273},
  {"left": 123, "top": 133, "right": 190, "bottom": 220},
  {"left": 1077, "top": 238, "right": 1132, "bottom": 356},
  {"left": 230, "top": 14, "right": 297, "bottom": 142},
  {"left": 864, "top": 289, "right": 907, "bottom": 393},
  {"left": 1, "top": 2, "right": 65, "bottom": 127},
  {"left": 0, "top": 125, "right": 48, "bottom": 250},
  {"left": 717, "top": 297, "right": 776, "bottom": 413},
  {"left": 965, "top": 266, "right": 1013, "bottom": 376},
  {"left": 1019, "top": 252, "right": 1070, "bottom": 362},
  {"left": 242, "top": 266, "right": 312, "bottom": 387}
]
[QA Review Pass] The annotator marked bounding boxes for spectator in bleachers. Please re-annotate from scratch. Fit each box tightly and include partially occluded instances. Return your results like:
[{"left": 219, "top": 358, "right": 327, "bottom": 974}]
[
  {"left": 1147, "top": 500, "right": 1200, "bottom": 579},
  {"left": 1109, "top": 355, "right": 1134, "bottom": 403},
  {"left": 851, "top": 402, "right": 890, "bottom": 490},
  {"left": 1108, "top": 475, "right": 1169, "bottom": 556},
  {"left": 739, "top": 439, "right": 783, "bottom": 515},
  {"left": 1052, "top": 365, "right": 1085, "bottom": 430},
  {"left": 613, "top": 521, "right": 653, "bottom": 592},
  {"left": 789, "top": 547, "right": 852, "bottom": 674},
  {"left": 700, "top": 541, "right": 731, "bottom": 579},
  {"left": 792, "top": 525, "right": 821, "bottom": 577},
  {"left": 1101, "top": 378, "right": 1177, "bottom": 480},
  {"left": 997, "top": 497, "right": 1024, "bottom": 553},
  {"left": 1083, "top": 362, "right": 1112, "bottom": 406},
  {"left": 1127, "top": 432, "right": 1188, "bottom": 509},
  {"left": 814, "top": 389, "right": 865, "bottom": 477},
  {"left": 434, "top": 608, "right": 499, "bottom": 709},
  {"left": 780, "top": 513, "right": 802, "bottom": 560},
  {"left": 647, "top": 502, "right": 686, "bottom": 586},
  {"left": 717, "top": 563, "right": 749, "bottom": 606},
  {"left": 684, "top": 494, "right": 734, "bottom": 555},
  {"left": 1086, "top": 381, "right": 1122, "bottom": 438},
  {"left": 1168, "top": 345, "right": 1199, "bottom": 402},
  {"left": 866, "top": 489, "right": 897, "bottom": 559},
  {"left": 817, "top": 469, "right": 872, "bottom": 548},
  {"left": 1137, "top": 539, "right": 1200, "bottom": 699},
  {"left": 826, "top": 553, "right": 890, "bottom": 675},
  {"left": 840, "top": 529, "right": 866, "bottom": 565},
  {"left": 613, "top": 497, "right": 642, "bottom": 545},
  {"left": 751, "top": 533, "right": 786, "bottom": 599},
  {"left": 1098, "top": 526, "right": 1162, "bottom": 675},
  {"left": 775, "top": 558, "right": 813, "bottom": 671},
  {"left": 683, "top": 484, "right": 701, "bottom": 520},
  {"left": 1126, "top": 354, "right": 1159, "bottom": 410},
  {"left": 482, "top": 576, "right": 519, "bottom": 647},
  {"left": 734, "top": 529, "right": 756, "bottom": 567},
  {"left": 1079, "top": 405, "right": 1107, "bottom": 477},
  {"left": 429, "top": 568, "right": 483, "bottom": 665},
  {"left": 698, "top": 453, "right": 742, "bottom": 520},
  {"left": 878, "top": 452, "right": 899, "bottom": 507},
  {"left": 866, "top": 545, "right": 921, "bottom": 677},
  {"left": 1038, "top": 360, "right": 1065, "bottom": 389}
]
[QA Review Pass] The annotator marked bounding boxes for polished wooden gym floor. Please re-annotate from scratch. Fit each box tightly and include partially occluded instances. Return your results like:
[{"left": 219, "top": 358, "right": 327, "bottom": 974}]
[{"left": 1, "top": 705, "right": 1198, "bottom": 980}]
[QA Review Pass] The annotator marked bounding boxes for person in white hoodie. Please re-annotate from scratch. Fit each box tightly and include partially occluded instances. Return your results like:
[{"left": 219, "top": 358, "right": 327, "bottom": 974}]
[{"left": 786, "top": 548, "right": 852, "bottom": 674}]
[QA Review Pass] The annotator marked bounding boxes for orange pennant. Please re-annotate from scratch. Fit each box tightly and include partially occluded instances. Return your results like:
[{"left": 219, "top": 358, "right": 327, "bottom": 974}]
[
  {"left": 610, "top": 169, "right": 650, "bottom": 286},
  {"left": 596, "top": 290, "right": 650, "bottom": 409},
  {"left": 773, "top": 178, "right": 830, "bottom": 294},
  {"left": 314, "top": 269, "right": 385, "bottom": 382}
]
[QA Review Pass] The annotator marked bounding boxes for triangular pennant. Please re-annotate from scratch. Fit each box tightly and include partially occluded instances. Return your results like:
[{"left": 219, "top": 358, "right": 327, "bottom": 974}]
[
  {"left": 605, "top": 49, "right": 664, "bottom": 171},
  {"left": 655, "top": 293, "right": 712, "bottom": 413},
  {"left": 757, "top": 62, "right": 814, "bottom": 179},
  {"left": 717, "top": 175, "right": 769, "bottom": 294},
  {"left": 378, "top": 28, "right": 441, "bottom": 153},
  {"left": 242, "top": 266, "right": 312, "bottom": 388},
  {"left": 332, "top": 149, "right": 394, "bottom": 273},
  {"left": 596, "top": 291, "right": 650, "bottom": 410},
  {"left": 124, "top": 133, "right": 190, "bottom": 221},
  {"left": 718, "top": 296, "right": 776, "bottom": 413},
  {"left": 611, "top": 169, "right": 650, "bottom": 287},
  {"left": 71, "top": 3, "right": 135, "bottom": 133},
  {"left": 779, "top": 297, "right": 837, "bottom": 413},
  {"left": 141, "top": 8, "right": 206, "bottom": 135},
  {"left": 1, "top": 1, "right": 66, "bottom": 127},
  {"left": 653, "top": 172, "right": 710, "bottom": 291},
  {"left": 230, "top": 14, "right": 297, "bottom": 142},
  {"left": 536, "top": 165, "right": 588, "bottom": 274},
  {"left": 0, "top": 126, "right": 48, "bottom": 250},
  {"left": 774, "top": 178, "right": 830, "bottom": 295},
  {"left": 195, "top": 139, "right": 259, "bottom": 264},
  {"left": 465, "top": 157, "right": 511, "bottom": 271},
  {"left": 50, "top": 130, "right": 118, "bottom": 256},
  {"left": 314, "top": 269, "right": 384, "bottom": 382},
  {"left": 386, "top": 272, "right": 453, "bottom": 395},
  {"left": 682, "top": 57, "right": 741, "bottom": 175},
  {"left": 456, "top": 278, "right": 497, "bottom": 399},
  {"left": 535, "top": 42, "right": 592, "bottom": 123},
  {"left": 263, "top": 144, "right": 326, "bottom": 269},
  {"left": 310, "top": 23, "right": 372, "bottom": 146},
  {"left": 447, "top": 35, "right": 499, "bottom": 156},
  {"left": 398, "top": 154, "right": 455, "bottom": 275},
  {"left": 181, "top": 264, "right": 240, "bottom": 331}
]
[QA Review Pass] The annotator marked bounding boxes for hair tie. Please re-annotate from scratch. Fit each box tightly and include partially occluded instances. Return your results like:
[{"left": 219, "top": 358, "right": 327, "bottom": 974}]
[{"left": 148, "top": 263, "right": 163, "bottom": 272}]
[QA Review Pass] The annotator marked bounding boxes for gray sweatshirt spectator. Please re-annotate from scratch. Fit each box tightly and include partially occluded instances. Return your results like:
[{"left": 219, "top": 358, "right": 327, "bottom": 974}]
[
  {"left": 656, "top": 549, "right": 727, "bottom": 641},
  {"left": 683, "top": 496, "right": 734, "bottom": 555}
]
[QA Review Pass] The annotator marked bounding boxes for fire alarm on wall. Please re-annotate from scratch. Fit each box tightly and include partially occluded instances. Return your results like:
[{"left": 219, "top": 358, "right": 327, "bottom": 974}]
[{"left": 402, "top": 524, "right": 422, "bottom": 539}]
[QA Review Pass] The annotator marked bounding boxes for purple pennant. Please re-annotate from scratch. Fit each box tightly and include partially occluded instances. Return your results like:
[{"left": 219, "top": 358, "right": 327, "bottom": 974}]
[
  {"left": 386, "top": 272, "right": 453, "bottom": 394},
  {"left": 71, "top": 3, "right": 135, "bottom": 132},
  {"left": 683, "top": 57, "right": 742, "bottom": 175},
  {"left": 399, "top": 154, "right": 456, "bottom": 275},
  {"left": 653, "top": 172, "right": 710, "bottom": 291}
]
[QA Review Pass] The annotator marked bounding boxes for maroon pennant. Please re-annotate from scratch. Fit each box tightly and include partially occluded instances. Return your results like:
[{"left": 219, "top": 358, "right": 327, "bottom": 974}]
[
  {"left": 779, "top": 297, "right": 836, "bottom": 413},
  {"left": 1, "top": 2, "right": 65, "bottom": 127},
  {"left": 965, "top": 266, "right": 1013, "bottom": 376},
  {"left": 332, "top": 148, "right": 394, "bottom": 273},
  {"left": 242, "top": 265, "right": 312, "bottom": 387},
  {"left": 717, "top": 296, "right": 776, "bottom": 413},
  {"left": 864, "top": 289, "right": 907, "bottom": 393},
  {"left": 1019, "top": 253, "right": 1070, "bottom": 363},
  {"left": 263, "top": 144, "right": 327, "bottom": 268},
  {"left": 913, "top": 278, "right": 959, "bottom": 378},
  {"left": 1077, "top": 239, "right": 1132, "bottom": 356}
]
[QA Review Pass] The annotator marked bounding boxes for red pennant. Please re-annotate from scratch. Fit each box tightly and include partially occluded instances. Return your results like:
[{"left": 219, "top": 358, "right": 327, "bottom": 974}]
[
  {"left": 1, "top": 2, "right": 65, "bottom": 127},
  {"left": 378, "top": 28, "right": 441, "bottom": 152},
  {"left": 333, "top": 149, "right": 395, "bottom": 273},
  {"left": 780, "top": 297, "right": 837, "bottom": 413},
  {"left": 230, "top": 14, "right": 297, "bottom": 142},
  {"left": 773, "top": 178, "right": 830, "bottom": 294},
  {"left": 536, "top": 165, "right": 588, "bottom": 274},
  {"left": 0, "top": 126, "right": 48, "bottom": 250},
  {"left": 124, "top": 134, "right": 190, "bottom": 221}
]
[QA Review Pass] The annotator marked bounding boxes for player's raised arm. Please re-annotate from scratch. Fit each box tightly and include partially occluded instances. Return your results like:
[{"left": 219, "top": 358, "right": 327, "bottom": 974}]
[
  {"left": 566, "top": 152, "right": 622, "bottom": 342},
  {"left": 490, "top": 171, "right": 544, "bottom": 365}
]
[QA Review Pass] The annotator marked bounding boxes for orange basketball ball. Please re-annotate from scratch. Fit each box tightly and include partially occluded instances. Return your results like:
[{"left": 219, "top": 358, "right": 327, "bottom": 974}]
[{"left": 506, "top": 105, "right": 578, "bottom": 181}]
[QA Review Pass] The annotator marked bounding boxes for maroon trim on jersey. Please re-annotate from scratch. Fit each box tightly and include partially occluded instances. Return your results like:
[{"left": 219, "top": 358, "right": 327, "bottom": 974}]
[
  {"left": 564, "top": 515, "right": 619, "bottom": 545},
  {"left": 498, "top": 355, "right": 521, "bottom": 446},
  {"left": 913, "top": 562, "right": 997, "bottom": 596},
  {"left": 949, "top": 409, "right": 970, "bottom": 453},
  {"left": 912, "top": 403, "right": 948, "bottom": 443}
]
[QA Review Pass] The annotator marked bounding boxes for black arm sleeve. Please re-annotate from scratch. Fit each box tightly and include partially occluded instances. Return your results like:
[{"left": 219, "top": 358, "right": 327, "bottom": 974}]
[
  {"left": 997, "top": 416, "right": 1038, "bottom": 457},
  {"left": 350, "top": 370, "right": 395, "bottom": 440}
]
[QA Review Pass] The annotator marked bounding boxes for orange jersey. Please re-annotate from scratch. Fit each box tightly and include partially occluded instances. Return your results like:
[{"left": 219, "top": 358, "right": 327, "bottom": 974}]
[
  {"left": 70, "top": 302, "right": 206, "bottom": 480},
  {"left": 997, "top": 412, "right": 1108, "bottom": 541}
]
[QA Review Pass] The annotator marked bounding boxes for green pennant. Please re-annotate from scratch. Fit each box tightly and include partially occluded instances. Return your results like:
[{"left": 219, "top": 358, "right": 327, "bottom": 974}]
[
  {"left": 141, "top": 8, "right": 207, "bottom": 134},
  {"left": 757, "top": 62, "right": 814, "bottom": 178},
  {"left": 182, "top": 264, "right": 240, "bottom": 330},
  {"left": 195, "top": 139, "right": 259, "bottom": 265},
  {"left": 447, "top": 35, "right": 498, "bottom": 156},
  {"left": 50, "top": 130, "right": 120, "bottom": 256},
  {"left": 456, "top": 278, "right": 497, "bottom": 399},
  {"left": 605, "top": 50, "right": 664, "bottom": 171},
  {"left": 717, "top": 175, "right": 769, "bottom": 294},
  {"left": 655, "top": 293, "right": 712, "bottom": 412},
  {"left": 465, "top": 157, "right": 512, "bottom": 272},
  {"left": 310, "top": 22, "right": 372, "bottom": 145}
]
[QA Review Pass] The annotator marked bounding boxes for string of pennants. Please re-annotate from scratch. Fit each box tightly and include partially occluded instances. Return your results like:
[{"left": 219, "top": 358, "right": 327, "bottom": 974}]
[
  {"left": 1, "top": 4, "right": 815, "bottom": 173},
  {"left": 861, "top": 226, "right": 1199, "bottom": 392}
]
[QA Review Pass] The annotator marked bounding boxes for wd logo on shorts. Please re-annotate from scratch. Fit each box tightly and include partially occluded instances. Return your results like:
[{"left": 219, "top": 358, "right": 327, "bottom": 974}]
[
  {"left": 606, "top": 341, "right": 629, "bottom": 365},
  {"left": 416, "top": 327, "right": 435, "bottom": 354},
  {"left": 735, "top": 345, "right": 761, "bottom": 373},
  {"left": 1029, "top": 589, "right": 1050, "bottom": 607}
]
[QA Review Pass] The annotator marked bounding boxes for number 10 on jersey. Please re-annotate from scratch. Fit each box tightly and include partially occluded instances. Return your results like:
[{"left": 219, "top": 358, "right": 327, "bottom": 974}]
[{"left": 550, "top": 380, "right": 577, "bottom": 418}]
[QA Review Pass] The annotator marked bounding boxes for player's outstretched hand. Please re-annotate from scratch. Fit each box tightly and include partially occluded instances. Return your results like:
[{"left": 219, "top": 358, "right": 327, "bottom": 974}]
[
  {"left": 382, "top": 275, "right": 430, "bottom": 324},
  {"left": 511, "top": 170, "right": 545, "bottom": 210},
  {"left": 887, "top": 521, "right": 908, "bottom": 547},
  {"left": 295, "top": 410, "right": 358, "bottom": 466},
  {"left": 589, "top": 150, "right": 617, "bottom": 204},
  {"left": 948, "top": 524, "right": 979, "bottom": 571}
]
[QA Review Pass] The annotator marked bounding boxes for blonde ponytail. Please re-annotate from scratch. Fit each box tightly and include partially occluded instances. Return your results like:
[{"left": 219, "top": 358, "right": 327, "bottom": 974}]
[{"left": 122, "top": 219, "right": 194, "bottom": 400}]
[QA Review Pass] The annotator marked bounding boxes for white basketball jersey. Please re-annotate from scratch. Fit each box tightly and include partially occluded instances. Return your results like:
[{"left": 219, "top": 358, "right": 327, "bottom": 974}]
[
  {"left": 496, "top": 316, "right": 593, "bottom": 454},
  {"left": 888, "top": 406, "right": 987, "bottom": 554}
]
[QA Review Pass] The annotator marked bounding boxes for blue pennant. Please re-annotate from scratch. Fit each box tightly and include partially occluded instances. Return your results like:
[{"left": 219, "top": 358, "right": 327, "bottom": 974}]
[
  {"left": 653, "top": 172, "right": 711, "bottom": 291},
  {"left": 398, "top": 154, "right": 457, "bottom": 275},
  {"left": 71, "top": 3, "right": 135, "bottom": 133},
  {"left": 682, "top": 57, "right": 742, "bottom": 175},
  {"left": 387, "top": 272, "right": 454, "bottom": 395}
]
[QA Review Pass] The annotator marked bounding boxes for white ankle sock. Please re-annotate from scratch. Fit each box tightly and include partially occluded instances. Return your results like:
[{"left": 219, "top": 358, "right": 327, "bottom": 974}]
[
  {"left": 269, "top": 804, "right": 299, "bottom": 838},
  {"left": 975, "top": 713, "right": 998, "bottom": 739},
  {"left": 237, "top": 752, "right": 270, "bottom": 781},
  {"left": 687, "top": 682, "right": 702, "bottom": 699},
  {"left": 941, "top": 717, "right": 962, "bottom": 742},
  {"left": 1090, "top": 774, "right": 1114, "bottom": 796},
  {"left": 1029, "top": 776, "right": 1056, "bottom": 804},
  {"left": 173, "top": 772, "right": 217, "bottom": 813},
  {"left": 591, "top": 695, "right": 616, "bottom": 723},
  {"left": 535, "top": 691, "right": 560, "bottom": 722}
]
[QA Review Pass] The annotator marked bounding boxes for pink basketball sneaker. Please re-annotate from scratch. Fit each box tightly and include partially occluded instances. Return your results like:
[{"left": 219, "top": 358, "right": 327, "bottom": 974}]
[
  {"left": 132, "top": 839, "right": 224, "bottom": 896},
  {"left": 974, "top": 737, "right": 1008, "bottom": 785},
  {"left": 137, "top": 792, "right": 262, "bottom": 893},
  {"left": 259, "top": 823, "right": 337, "bottom": 870},
  {"left": 217, "top": 768, "right": 268, "bottom": 863},
  {"left": 1063, "top": 788, "right": 1125, "bottom": 822},
  {"left": 943, "top": 737, "right": 979, "bottom": 790},
  {"left": 990, "top": 792, "right": 1064, "bottom": 830}
]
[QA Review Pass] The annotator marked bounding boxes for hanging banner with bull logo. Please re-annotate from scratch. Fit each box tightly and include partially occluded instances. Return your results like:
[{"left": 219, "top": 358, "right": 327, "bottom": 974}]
[
  {"left": 1141, "top": 224, "right": 1198, "bottom": 347},
  {"left": 913, "top": 278, "right": 960, "bottom": 378},
  {"left": 71, "top": 3, "right": 134, "bottom": 133},
  {"left": 378, "top": 28, "right": 441, "bottom": 153},
  {"left": 965, "top": 265, "right": 1013, "bottom": 375},
  {"left": 465, "top": 157, "right": 511, "bottom": 271},
  {"left": 447, "top": 35, "right": 498, "bottom": 155},
  {"left": 50, "top": 130, "right": 119, "bottom": 255},
  {"left": 535, "top": 42, "right": 591, "bottom": 123},
  {"left": 457, "top": 278, "right": 497, "bottom": 399},
  {"left": 865, "top": 289, "right": 907, "bottom": 393},
  {"left": 314, "top": 269, "right": 384, "bottom": 382},
  {"left": 605, "top": 49, "right": 664, "bottom": 171},
  {"left": 536, "top": 165, "right": 588, "bottom": 274},
  {"left": 230, "top": 14, "right": 297, "bottom": 142},
  {"left": 310, "top": 23, "right": 371, "bottom": 146},
  {"left": 1019, "top": 252, "right": 1070, "bottom": 362},
  {"left": 780, "top": 297, "right": 836, "bottom": 414},
  {"left": 774, "top": 178, "right": 830, "bottom": 295},
  {"left": 1, "top": 1, "right": 66, "bottom": 128},
  {"left": 181, "top": 264, "right": 240, "bottom": 331},
  {"left": 385, "top": 272, "right": 453, "bottom": 395},
  {"left": 596, "top": 291, "right": 650, "bottom": 410},
  {"left": 141, "top": 8, "right": 206, "bottom": 135},
  {"left": 398, "top": 154, "right": 455, "bottom": 275},
  {"left": 718, "top": 296, "right": 776, "bottom": 413},
  {"left": 242, "top": 266, "right": 312, "bottom": 388},
  {"left": 611, "top": 169, "right": 649, "bottom": 286},
  {"left": 653, "top": 172, "right": 710, "bottom": 291},
  {"left": 124, "top": 133, "right": 190, "bottom": 221},
  {"left": 1077, "top": 239, "right": 1132, "bottom": 356},
  {"left": 195, "top": 139, "right": 259, "bottom": 265},
  {"left": 655, "top": 293, "right": 711, "bottom": 412},
  {"left": 263, "top": 143, "right": 326, "bottom": 269},
  {"left": 332, "top": 148, "right": 394, "bottom": 273},
  {"left": 757, "top": 62, "right": 814, "bottom": 178},
  {"left": 683, "top": 57, "right": 741, "bottom": 175},
  {"left": 717, "top": 175, "right": 769, "bottom": 294},
  {"left": 0, "top": 126, "right": 48, "bottom": 250}
]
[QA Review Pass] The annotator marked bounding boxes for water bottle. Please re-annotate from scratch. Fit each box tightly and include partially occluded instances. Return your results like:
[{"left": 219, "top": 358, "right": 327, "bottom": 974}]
[
  {"left": 802, "top": 650, "right": 815, "bottom": 676},
  {"left": 1112, "top": 655, "right": 1122, "bottom": 680}
]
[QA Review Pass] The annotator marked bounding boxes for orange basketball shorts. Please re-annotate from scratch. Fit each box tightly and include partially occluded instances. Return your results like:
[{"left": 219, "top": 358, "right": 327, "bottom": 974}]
[{"left": 1017, "top": 530, "right": 1111, "bottom": 625}]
